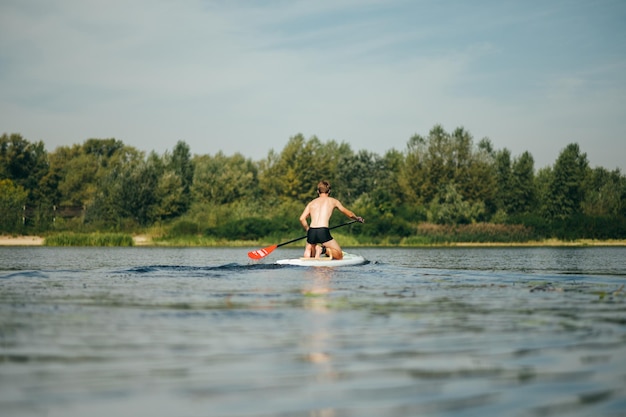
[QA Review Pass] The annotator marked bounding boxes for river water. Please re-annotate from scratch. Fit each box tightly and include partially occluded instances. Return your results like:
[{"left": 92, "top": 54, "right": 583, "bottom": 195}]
[{"left": 1, "top": 246, "right": 625, "bottom": 417}]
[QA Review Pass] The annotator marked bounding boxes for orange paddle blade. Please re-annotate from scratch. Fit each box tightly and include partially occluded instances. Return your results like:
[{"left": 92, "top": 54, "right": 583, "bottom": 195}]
[{"left": 248, "top": 244, "right": 278, "bottom": 260}]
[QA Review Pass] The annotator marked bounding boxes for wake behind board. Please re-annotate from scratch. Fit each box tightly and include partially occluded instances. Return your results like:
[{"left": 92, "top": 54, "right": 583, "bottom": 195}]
[{"left": 276, "top": 252, "right": 365, "bottom": 267}]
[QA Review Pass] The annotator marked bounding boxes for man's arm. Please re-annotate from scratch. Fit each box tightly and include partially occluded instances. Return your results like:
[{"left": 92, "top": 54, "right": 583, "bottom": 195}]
[
  {"left": 299, "top": 204, "right": 310, "bottom": 230},
  {"left": 335, "top": 200, "right": 364, "bottom": 223}
]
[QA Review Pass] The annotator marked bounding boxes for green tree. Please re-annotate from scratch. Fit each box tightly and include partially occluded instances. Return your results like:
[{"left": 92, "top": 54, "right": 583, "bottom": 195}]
[
  {"left": 371, "top": 149, "right": 406, "bottom": 216},
  {"left": 122, "top": 152, "right": 162, "bottom": 226},
  {"left": 49, "top": 140, "right": 145, "bottom": 228},
  {"left": 353, "top": 149, "right": 414, "bottom": 237},
  {"left": 477, "top": 137, "right": 494, "bottom": 155},
  {"left": 460, "top": 133, "right": 496, "bottom": 212},
  {"left": 46, "top": 139, "right": 140, "bottom": 209},
  {"left": 260, "top": 134, "right": 340, "bottom": 203},
  {"left": 192, "top": 152, "right": 259, "bottom": 205},
  {"left": 58, "top": 151, "right": 99, "bottom": 206},
  {"left": 83, "top": 138, "right": 125, "bottom": 162},
  {"left": 0, "top": 179, "right": 28, "bottom": 233},
  {"left": 40, "top": 144, "right": 80, "bottom": 206},
  {"left": 0, "top": 133, "right": 49, "bottom": 204},
  {"left": 423, "top": 125, "right": 452, "bottom": 202},
  {"left": 400, "top": 133, "right": 427, "bottom": 204},
  {"left": 335, "top": 149, "right": 381, "bottom": 205},
  {"left": 493, "top": 148, "right": 512, "bottom": 213},
  {"left": 88, "top": 150, "right": 157, "bottom": 228},
  {"left": 545, "top": 143, "right": 589, "bottom": 219},
  {"left": 428, "top": 182, "right": 485, "bottom": 225},
  {"left": 582, "top": 167, "right": 625, "bottom": 217},
  {"left": 169, "top": 140, "right": 194, "bottom": 213},
  {"left": 155, "top": 171, "right": 185, "bottom": 220},
  {"left": 0, "top": 134, "right": 52, "bottom": 229},
  {"left": 401, "top": 126, "right": 495, "bottom": 217},
  {"left": 312, "top": 139, "right": 352, "bottom": 200},
  {"left": 536, "top": 166, "right": 553, "bottom": 218},
  {"left": 450, "top": 127, "right": 473, "bottom": 187},
  {"left": 509, "top": 151, "right": 536, "bottom": 214}
]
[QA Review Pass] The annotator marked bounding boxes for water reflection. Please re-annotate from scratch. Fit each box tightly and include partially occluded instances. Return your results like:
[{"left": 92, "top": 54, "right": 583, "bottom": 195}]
[
  {"left": 302, "top": 267, "right": 334, "bottom": 298},
  {"left": 301, "top": 268, "right": 338, "bottom": 417}
]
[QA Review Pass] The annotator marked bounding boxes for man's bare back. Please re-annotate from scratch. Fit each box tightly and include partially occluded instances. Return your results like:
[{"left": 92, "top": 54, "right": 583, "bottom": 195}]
[
  {"left": 302, "top": 196, "right": 349, "bottom": 228},
  {"left": 299, "top": 181, "right": 363, "bottom": 260}
]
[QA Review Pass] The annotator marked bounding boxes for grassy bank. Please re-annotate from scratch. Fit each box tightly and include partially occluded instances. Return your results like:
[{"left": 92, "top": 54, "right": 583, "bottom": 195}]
[
  {"left": 44, "top": 233, "right": 134, "bottom": 247},
  {"left": 142, "top": 221, "right": 626, "bottom": 247},
  {"left": 8, "top": 222, "right": 626, "bottom": 248},
  {"left": 151, "top": 235, "right": 258, "bottom": 247},
  {"left": 150, "top": 234, "right": 626, "bottom": 248}
]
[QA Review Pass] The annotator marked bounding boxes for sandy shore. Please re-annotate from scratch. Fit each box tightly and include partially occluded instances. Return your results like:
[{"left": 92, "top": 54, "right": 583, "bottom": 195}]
[
  {"left": 0, "top": 235, "right": 154, "bottom": 246},
  {"left": 0, "top": 235, "right": 45, "bottom": 246}
]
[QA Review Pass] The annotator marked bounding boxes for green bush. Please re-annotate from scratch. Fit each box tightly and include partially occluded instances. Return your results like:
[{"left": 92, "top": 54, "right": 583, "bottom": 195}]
[
  {"left": 506, "top": 214, "right": 549, "bottom": 239},
  {"left": 550, "top": 214, "right": 626, "bottom": 240},
  {"left": 168, "top": 220, "right": 200, "bottom": 237},
  {"left": 412, "top": 222, "right": 535, "bottom": 244},
  {"left": 355, "top": 215, "right": 414, "bottom": 238},
  {"left": 205, "top": 216, "right": 293, "bottom": 241}
]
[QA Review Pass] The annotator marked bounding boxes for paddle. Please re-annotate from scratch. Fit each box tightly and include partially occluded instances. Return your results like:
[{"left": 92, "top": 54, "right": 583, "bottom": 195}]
[{"left": 248, "top": 220, "right": 359, "bottom": 260}]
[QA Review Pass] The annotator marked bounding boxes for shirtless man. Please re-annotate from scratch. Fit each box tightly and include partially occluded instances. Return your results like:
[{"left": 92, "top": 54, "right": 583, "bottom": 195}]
[{"left": 299, "top": 180, "right": 364, "bottom": 260}]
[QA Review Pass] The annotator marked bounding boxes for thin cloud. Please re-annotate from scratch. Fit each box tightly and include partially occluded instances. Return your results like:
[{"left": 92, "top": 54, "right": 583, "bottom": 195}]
[{"left": 0, "top": 0, "right": 624, "bottom": 170}]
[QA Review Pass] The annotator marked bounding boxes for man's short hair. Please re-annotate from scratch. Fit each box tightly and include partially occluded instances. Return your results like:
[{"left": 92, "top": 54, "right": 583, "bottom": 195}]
[{"left": 317, "top": 180, "right": 331, "bottom": 194}]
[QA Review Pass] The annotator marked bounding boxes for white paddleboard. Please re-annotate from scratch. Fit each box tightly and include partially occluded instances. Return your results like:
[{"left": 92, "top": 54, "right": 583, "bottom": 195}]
[{"left": 276, "top": 252, "right": 366, "bottom": 267}]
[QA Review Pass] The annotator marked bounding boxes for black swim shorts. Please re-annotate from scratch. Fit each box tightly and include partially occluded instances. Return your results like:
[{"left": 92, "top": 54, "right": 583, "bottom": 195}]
[{"left": 307, "top": 227, "right": 333, "bottom": 244}]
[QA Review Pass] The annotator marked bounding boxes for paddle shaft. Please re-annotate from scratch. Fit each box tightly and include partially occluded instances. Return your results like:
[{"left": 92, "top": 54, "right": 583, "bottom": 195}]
[{"left": 248, "top": 220, "right": 359, "bottom": 259}]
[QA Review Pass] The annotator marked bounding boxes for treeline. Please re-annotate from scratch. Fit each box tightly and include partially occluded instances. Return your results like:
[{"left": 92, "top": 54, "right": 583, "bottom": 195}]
[{"left": 1, "top": 125, "right": 625, "bottom": 242}]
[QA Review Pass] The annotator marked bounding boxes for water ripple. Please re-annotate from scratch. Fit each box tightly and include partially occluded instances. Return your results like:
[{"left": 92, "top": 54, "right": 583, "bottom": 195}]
[{"left": 1, "top": 246, "right": 625, "bottom": 417}]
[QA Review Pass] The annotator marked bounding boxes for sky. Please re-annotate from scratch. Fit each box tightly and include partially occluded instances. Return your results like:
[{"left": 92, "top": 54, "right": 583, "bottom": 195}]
[{"left": 1, "top": 0, "right": 625, "bottom": 171}]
